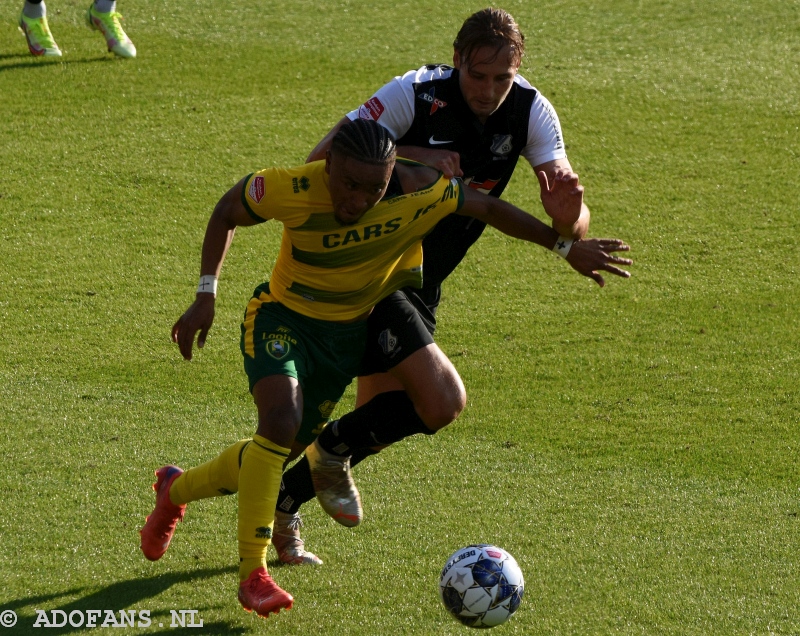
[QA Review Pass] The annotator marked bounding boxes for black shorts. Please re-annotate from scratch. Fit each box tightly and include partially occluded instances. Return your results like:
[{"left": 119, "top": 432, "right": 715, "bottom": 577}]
[{"left": 360, "top": 287, "right": 438, "bottom": 376}]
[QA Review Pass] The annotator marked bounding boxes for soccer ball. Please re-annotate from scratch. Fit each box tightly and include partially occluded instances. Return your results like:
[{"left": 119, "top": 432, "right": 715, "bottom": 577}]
[{"left": 438, "top": 544, "right": 525, "bottom": 628}]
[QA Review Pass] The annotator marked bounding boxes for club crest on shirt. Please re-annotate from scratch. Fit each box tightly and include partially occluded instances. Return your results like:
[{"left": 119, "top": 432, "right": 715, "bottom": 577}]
[
  {"left": 378, "top": 328, "right": 398, "bottom": 355},
  {"left": 266, "top": 338, "right": 291, "bottom": 360},
  {"left": 358, "top": 97, "right": 385, "bottom": 121},
  {"left": 490, "top": 134, "right": 513, "bottom": 157},
  {"left": 417, "top": 88, "right": 447, "bottom": 115},
  {"left": 248, "top": 175, "right": 265, "bottom": 203}
]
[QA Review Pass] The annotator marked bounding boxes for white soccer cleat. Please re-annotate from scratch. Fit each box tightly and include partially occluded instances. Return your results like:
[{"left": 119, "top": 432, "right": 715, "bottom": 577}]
[
  {"left": 86, "top": 4, "right": 136, "bottom": 58},
  {"left": 272, "top": 511, "right": 323, "bottom": 565},
  {"left": 19, "top": 13, "right": 62, "bottom": 57},
  {"left": 305, "top": 440, "right": 363, "bottom": 527}
]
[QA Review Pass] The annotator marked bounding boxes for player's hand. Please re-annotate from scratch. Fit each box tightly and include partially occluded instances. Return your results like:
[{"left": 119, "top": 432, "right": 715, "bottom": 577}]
[
  {"left": 398, "top": 146, "right": 464, "bottom": 179},
  {"left": 565, "top": 238, "right": 632, "bottom": 287},
  {"left": 429, "top": 150, "right": 464, "bottom": 179},
  {"left": 171, "top": 294, "right": 216, "bottom": 361},
  {"left": 537, "top": 169, "right": 583, "bottom": 227}
]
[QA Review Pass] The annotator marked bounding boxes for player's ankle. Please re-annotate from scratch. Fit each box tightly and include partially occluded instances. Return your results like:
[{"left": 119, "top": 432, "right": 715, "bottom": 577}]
[{"left": 239, "top": 558, "right": 266, "bottom": 582}]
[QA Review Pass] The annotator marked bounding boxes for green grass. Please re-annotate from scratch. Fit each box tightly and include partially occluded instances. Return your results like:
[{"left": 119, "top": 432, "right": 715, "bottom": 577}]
[{"left": 1, "top": 0, "right": 799, "bottom": 633}]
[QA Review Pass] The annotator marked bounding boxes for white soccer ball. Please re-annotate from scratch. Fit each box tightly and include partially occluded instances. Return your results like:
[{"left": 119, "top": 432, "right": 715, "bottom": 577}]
[{"left": 438, "top": 544, "right": 525, "bottom": 628}]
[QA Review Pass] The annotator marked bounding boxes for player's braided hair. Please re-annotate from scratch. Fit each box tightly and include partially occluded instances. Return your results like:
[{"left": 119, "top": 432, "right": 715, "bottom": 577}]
[
  {"left": 330, "top": 118, "right": 396, "bottom": 166},
  {"left": 453, "top": 7, "right": 525, "bottom": 67}
]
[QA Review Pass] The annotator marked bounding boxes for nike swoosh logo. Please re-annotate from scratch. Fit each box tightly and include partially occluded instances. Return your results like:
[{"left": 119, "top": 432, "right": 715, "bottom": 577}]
[{"left": 429, "top": 136, "right": 453, "bottom": 145}]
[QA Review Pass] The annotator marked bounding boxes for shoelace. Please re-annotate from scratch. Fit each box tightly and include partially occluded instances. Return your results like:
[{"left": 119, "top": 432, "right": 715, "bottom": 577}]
[
  {"left": 95, "top": 11, "right": 126, "bottom": 39},
  {"left": 285, "top": 513, "right": 304, "bottom": 532},
  {"left": 26, "top": 18, "right": 54, "bottom": 43},
  {"left": 278, "top": 514, "right": 307, "bottom": 549}
]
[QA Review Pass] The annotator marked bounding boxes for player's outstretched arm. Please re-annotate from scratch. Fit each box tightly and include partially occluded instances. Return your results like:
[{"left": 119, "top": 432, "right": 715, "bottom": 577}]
[
  {"left": 171, "top": 176, "right": 261, "bottom": 361},
  {"left": 459, "top": 187, "right": 632, "bottom": 286},
  {"left": 460, "top": 187, "right": 560, "bottom": 248},
  {"left": 564, "top": 238, "right": 632, "bottom": 287},
  {"left": 394, "top": 146, "right": 463, "bottom": 179},
  {"left": 307, "top": 118, "right": 464, "bottom": 178}
]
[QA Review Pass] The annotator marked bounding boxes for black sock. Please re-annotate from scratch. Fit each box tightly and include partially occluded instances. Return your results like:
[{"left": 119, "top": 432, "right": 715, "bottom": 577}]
[
  {"left": 276, "top": 456, "right": 314, "bottom": 515},
  {"left": 316, "top": 391, "right": 433, "bottom": 456},
  {"left": 276, "top": 448, "right": 379, "bottom": 515}
]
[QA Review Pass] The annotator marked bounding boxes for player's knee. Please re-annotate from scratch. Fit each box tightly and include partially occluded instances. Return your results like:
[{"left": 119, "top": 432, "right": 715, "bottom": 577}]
[
  {"left": 255, "top": 404, "right": 302, "bottom": 445},
  {"left": 417, "top": 384, "right": 466, "bottom": 431}
]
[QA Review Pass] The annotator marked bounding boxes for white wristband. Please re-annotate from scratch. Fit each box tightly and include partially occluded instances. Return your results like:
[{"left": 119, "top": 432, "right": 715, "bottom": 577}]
[
  {"left": 197, "top": 275, "right": 218, "bottom": 296},
  {"left": 552, "top": 237, "right": 574, "bottom": 259}
]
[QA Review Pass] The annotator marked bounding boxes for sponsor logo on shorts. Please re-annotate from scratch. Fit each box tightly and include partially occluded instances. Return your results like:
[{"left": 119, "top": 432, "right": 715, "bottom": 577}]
[
  {"left": 378, "top": 328, "right": 398, "bottom": 355},
  {"left": 417, "top": 88, "right": 447, "bottom": 115},
  {"left": 358, "top": 97, "right": 385, "bottom": 121},
  {"left": 490, "top": 134, "right": 513, "bottom": 157},
  {"left": 248, "top": 176, "right": 265, "bottom": 203},
  {"left": 318, "top": 400, "right": 338, "bottom": 419},
  {"left": 266, "top": 338, "right": 291, "bottom": 360}
]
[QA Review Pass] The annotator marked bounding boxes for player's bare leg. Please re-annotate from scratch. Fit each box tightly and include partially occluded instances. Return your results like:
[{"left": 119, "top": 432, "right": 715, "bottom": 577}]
[
  {"left": 357, "top": 342, "right": 466, "bottom": 430},
  {"left": 306, "top": 344, "right": 465, "bottom": 524}
]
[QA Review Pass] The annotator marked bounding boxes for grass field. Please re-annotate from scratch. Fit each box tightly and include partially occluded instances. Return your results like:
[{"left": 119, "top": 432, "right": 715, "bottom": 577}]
[{"left": 1, "top": 0, "right": 799, "bottom": 633}]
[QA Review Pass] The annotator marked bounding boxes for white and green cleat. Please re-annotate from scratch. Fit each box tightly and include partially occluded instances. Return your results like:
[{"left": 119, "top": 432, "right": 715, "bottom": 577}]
[
  {"left": 86, "top": 4, "right": 136, "bottom": 58},
  {"left": 19, "top": 13, "right": 62, "bottom": 57}
]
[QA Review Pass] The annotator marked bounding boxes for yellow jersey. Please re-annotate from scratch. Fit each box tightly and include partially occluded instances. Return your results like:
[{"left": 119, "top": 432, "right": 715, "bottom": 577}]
[{"left": 241, "top": 159, "right": 463, "bottom": 321}]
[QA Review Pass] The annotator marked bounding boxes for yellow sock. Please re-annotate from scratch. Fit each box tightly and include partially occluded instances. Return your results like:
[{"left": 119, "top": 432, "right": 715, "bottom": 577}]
[
  {"left": 239, "top": 558, "right": 264, "bottom": 581},
  {"left": 237, "top": 434, "right": 289, "bottom": 581},
  {"left": 169, "top": 439, "right": 249, "bottom": 506}
]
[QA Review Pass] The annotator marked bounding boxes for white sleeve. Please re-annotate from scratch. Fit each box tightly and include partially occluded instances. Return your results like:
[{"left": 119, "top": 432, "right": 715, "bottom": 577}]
[
  {"left": 345, "top": 68, "right": 426, "bottom": 140},
  {"left": 520, "top": 90, "right": 568, "bottom": 168}
]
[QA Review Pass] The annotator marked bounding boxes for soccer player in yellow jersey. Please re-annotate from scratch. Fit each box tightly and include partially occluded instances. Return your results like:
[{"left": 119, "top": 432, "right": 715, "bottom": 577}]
[{"left": 140, "top": 119, "right": 631, "bottom": 617}]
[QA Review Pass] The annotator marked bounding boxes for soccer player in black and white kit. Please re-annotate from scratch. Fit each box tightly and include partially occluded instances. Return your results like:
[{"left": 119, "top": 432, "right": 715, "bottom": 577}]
[{"left": 270, "top": 7, "right": 629, "bottom": 564}]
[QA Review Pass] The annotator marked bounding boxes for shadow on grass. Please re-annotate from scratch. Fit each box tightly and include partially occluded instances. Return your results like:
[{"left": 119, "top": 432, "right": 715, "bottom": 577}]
[
  {"left": 4, "top": 566, "right": 246, "bottom": 634},
  {"left": 0, "top": 55, "right": 116, "bottom": 72}
]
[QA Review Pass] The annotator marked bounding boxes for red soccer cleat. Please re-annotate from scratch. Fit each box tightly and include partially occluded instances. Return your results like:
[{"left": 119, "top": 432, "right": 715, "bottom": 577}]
[
  {"left": 139, "top": 466, "right": 186, "bottom": 561},
  {"left": 238, "top": 567, "right": 294, "bottom": 617}
]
